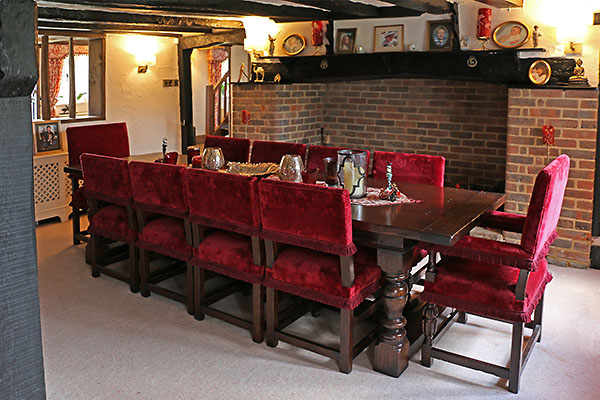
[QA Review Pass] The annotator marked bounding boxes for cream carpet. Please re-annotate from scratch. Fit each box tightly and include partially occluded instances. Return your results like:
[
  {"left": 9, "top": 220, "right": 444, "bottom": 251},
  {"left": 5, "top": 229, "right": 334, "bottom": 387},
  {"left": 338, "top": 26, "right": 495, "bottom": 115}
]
[{"left": 36, "top": 218, "right": 600, "bottom": 399}]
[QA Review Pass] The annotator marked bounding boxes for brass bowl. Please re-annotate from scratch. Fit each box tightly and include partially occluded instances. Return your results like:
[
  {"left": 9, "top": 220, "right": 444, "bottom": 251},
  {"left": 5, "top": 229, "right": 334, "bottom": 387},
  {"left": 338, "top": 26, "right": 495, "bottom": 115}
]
[{"left": 226, "top": 162, "right": 279, "bottom": 177}]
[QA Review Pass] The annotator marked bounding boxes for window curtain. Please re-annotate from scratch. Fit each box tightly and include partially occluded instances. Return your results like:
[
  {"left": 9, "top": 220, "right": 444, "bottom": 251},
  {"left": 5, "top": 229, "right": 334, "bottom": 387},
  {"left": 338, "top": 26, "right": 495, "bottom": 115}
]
[
  {"left": 48, "top": 44, "right": 88, "bottom": 118},
  {"left": 207, "top": 48, "right": 228, "bottom": 86}
]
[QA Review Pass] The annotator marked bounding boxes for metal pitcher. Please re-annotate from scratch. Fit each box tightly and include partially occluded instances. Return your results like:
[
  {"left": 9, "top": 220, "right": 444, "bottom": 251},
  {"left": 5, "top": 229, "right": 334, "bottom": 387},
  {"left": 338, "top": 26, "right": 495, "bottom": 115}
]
[
  {"left": 336, "top": 149, "right": 367, "bottom": 198},
  {"left": 278, "top": 154, "right": 304, "bottom": 182}
]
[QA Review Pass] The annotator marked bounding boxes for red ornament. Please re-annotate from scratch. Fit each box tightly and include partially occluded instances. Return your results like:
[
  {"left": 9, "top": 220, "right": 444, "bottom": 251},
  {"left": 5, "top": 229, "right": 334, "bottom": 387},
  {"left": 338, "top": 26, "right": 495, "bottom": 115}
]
[
  {"left": 311, "top": 20, "right": 324, "bottom": 46},
  {"left": 477, "top": 8, "right": 492, "bottom": 39},
  {"left": 542, "top": 125, "right": 555, "bottom": 146},
  {"left": 241, "top": 110, "right": 250, "bottom": 125}
]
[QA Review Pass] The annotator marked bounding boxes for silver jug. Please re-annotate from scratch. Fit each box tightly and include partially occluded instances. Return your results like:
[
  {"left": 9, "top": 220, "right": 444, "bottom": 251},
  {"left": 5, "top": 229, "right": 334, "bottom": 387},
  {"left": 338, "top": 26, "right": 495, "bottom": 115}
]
[
  {"left": 337, "top": 149, "right": 367, "bottom": 198},
  {"left": 278, "top": 154, "right": 304, "bottom": 182}
]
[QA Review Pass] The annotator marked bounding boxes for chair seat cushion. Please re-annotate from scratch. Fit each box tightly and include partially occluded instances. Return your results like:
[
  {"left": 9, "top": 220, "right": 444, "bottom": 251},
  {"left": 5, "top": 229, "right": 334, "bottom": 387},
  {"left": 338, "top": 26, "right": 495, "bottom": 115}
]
[
  {"left": 69, "top": 186, "right": 88, "bottom": 210},
  {"left": 88, "top": 204, "right": 136, "bottom": 244},
  {"left": 422, "top": 256, "right": 552, "bottom": 323},
  {"left": 191, "top": 230, "right": 263, "bottom": 284},
  {"left": 137, "top": 216, "right": 192, "bottom": 261},
  {"left": 264, "top": 246, "right": 382, "bottom": 310}
]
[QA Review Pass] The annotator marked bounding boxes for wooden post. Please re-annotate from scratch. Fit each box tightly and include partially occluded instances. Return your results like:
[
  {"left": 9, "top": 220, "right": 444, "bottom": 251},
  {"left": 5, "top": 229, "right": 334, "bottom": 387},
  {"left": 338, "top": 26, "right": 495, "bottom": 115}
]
[
  {"left": 68, "top": 37, "right": 76, "bottom": 119},
  {"left": 40, "top": 35, "right": 50, "bottom": 120},
  {"left": 88, "top": 37, "right": 105, "bottom": 117}
]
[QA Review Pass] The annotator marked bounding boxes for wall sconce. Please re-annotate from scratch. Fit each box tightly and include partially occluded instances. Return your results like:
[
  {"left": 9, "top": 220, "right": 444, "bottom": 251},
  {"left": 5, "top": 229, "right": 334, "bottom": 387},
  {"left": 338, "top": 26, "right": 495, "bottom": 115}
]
[
  {"left": 242, "top": 17, "right": 279, "bottom": 59},
  {"left": 124, "top": 35, "right": 159, "bottom": 73}
]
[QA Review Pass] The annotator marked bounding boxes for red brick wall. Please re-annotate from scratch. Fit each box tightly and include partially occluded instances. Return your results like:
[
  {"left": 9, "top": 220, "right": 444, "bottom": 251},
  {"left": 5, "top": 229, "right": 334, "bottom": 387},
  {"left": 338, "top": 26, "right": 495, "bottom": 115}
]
[
  {"left": 506, "top": 88, "right": 598, "bottom": 268},
  {"left": 323, "top": 79, "right": 509, "bottom": 192},
  {"left": 232, "top": 83, "right": 325, "bottom": 144}
]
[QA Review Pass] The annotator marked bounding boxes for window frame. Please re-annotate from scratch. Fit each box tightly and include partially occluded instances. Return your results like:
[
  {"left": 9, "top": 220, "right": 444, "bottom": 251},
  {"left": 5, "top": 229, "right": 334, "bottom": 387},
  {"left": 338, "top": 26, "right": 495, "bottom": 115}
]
[{"left": 36, "top": 31, "right": 106, "bottom": 124}]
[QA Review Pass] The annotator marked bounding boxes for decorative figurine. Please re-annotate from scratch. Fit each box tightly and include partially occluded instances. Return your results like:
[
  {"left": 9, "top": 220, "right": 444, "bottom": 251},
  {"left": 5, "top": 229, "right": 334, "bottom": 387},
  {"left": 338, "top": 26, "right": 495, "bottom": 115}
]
[
  {"left": 379, "top": 163, "right": 399, "bottom": 202},
  {"left": 268, "top": 34, "right": 276, "bottom": 56},
  {"left": 162, "top": 137, "right": 167, "bottom": 159},
  {"left": 274, "top": 73, "right": 281, "bottom": 83},
  {"left": 532, "top": 25, "right": 542, "bottom": 48},
  {"left": 252, "top": 65, "right": 265, "bottom": 83},
  {"left": 569, "top": 58, "right": 589, "bottom": 86}
]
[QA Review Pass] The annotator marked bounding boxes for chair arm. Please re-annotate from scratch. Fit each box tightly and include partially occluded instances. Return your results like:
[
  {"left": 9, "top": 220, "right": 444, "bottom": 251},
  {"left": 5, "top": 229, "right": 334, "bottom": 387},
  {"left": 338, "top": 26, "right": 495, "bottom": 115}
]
[
  {"left": 423, "top": 236, "right": 535, "bottom": 270},
  {"left": 479, "top": 211, "right": 525, "bottom": 233}
]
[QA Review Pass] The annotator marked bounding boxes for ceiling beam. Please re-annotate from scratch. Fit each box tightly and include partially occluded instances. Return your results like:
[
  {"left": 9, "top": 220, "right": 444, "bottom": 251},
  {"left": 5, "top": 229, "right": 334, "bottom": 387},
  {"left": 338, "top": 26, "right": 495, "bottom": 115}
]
[
  {"left": 179, "top": 30, "right": 245, "bottom": 50},
  {"left": 37, "top": 20, "right": 214, "bottom": 33},
  {"left": 37, "top": 6, "right": 244, "bottom": 30},
  {"left": 383, "top": 1, "right": 452, "bottom": 14},
  {"left": 287, "top": 1, "right": 422, "bottom": 19},
  {"left": 472, "top": 0, "right": 523, "bottom": 8}
]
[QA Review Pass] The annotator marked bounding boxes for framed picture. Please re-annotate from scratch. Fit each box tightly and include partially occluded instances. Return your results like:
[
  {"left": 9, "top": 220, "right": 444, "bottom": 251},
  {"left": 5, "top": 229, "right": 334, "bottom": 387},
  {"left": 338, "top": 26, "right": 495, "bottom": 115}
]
[
  {"left": 528, "top": 60, "right": 551, "bottom": 85},
  {"left": 427, "top": 20, "right": 453, "bottom": 51},
  {"left": 33, "top": 121, "right": 61, "bottom": 154},
  {"left": 374, "top": 25, "right": 404, "bottom": 52},
  {"left": 492, "top": 21, "right": 530, "bottom": 49},
  {"left": 281, "top": 33, "right": 306, "bottom": 56},
  {"left": 336, "top": 28, "right": 356, "bottom": 54}
]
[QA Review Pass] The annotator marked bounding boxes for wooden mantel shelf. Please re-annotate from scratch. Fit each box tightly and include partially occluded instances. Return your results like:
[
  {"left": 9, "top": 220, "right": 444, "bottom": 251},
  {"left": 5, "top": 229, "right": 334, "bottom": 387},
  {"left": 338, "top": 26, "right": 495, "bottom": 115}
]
[{"left": 254, "top": 49, "right": 577, "bottom": 87}]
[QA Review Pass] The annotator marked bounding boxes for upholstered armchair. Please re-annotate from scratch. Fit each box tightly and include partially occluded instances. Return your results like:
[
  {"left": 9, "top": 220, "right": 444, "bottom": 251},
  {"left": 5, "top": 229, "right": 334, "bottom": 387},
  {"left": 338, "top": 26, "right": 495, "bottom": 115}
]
[
  {"left": 250, "top": 140, "right": 307, "bottom": 164},
  {"left": 420, "top": 155, "right": 570, "bottom": 393},
  {"left": 204, "top": 135, "right": 251, "bottom": 163}
]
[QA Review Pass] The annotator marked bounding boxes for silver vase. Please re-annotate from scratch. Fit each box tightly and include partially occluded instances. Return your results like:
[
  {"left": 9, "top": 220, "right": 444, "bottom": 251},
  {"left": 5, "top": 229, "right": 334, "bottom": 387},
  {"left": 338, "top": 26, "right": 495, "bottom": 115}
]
[
  {"left": 278, "top": 154, "right": 304, "bottom": 182},
  {"left": 201, "top": 147, "right": 225, "bottom": 171}
]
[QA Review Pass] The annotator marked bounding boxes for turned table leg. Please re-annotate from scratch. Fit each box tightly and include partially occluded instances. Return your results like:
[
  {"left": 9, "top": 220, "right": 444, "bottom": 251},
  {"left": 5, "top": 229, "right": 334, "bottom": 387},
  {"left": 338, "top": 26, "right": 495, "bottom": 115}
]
[{"left": 372, "top": 246, "right": 415, "bottom": 377}]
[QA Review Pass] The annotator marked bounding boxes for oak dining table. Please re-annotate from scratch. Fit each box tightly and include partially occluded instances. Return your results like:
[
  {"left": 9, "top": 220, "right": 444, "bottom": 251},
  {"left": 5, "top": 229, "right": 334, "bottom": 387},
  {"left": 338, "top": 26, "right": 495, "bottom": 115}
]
[{"left": 65, "top": 152, "right": 505, "bottom": 378}]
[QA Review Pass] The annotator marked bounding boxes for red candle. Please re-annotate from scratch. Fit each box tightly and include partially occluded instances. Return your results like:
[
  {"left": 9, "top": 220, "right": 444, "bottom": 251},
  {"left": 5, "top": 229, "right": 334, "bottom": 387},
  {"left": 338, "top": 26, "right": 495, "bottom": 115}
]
[{"left": 477, "top": 8, "right": 492, "bottom": 39}]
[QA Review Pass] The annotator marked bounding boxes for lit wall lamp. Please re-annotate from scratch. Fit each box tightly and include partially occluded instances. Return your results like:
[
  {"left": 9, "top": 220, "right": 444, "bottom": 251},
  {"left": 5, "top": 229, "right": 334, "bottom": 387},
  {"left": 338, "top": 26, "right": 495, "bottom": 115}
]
[
  {"left": 242, "top": 17, "right": 279, "bottom": 60},
  {"left": 137, "top": 54, "right": 156, "bottom": 73},
  {"left": 124, "top": 35, "right": 159, "bottom": 73}
]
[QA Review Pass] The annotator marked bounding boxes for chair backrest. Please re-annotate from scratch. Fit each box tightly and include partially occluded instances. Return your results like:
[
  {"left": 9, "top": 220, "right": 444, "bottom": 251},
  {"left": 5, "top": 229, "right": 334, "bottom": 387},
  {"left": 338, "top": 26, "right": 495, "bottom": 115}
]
[
  {"left": 250, "top": 140, "right": 307, "bottom": 164},
  {"left": 185, "top": 168, "right": 260, "bottom": 236},
  {"left": 80, "top": 153, "right": 131, "bottom": 206},
  {"left": 204, "top": 135, "right": 251, "bottom": 163},
  {"left": 66, "top": 122, "right": 130, "bottom": 166},
  {"left": 258, "top": 179, "right": 356, "bottom": 256},
  {"left": 521, "top": 155, "right": 570, "bottom": 258},
  {"left": 306, "top": 145, "right": 371, "bottom": 175},
  {"left": 372, "top": 151, "right": 445, "bottom": 187},
  {"left": 129, "top": 161, "right": 188, "bottom": 218}
]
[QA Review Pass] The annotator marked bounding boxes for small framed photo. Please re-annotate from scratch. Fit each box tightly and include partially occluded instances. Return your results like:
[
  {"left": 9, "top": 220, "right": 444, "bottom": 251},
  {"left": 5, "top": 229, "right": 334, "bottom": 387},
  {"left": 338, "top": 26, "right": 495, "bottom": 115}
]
[
  {"left": 33, "top": 121, "right": 61, "bottom": 154},
  {"left": 374, "top": 25, "right": 404, "bottom": 52},
  {"left": 528, "top": 60, "right": 551, "bottom": 85},
  {"left": 336, "top": 28, "right": 356, "bottom": 54},
  {"left": 281, "top": 33, "right": 306, "bottom": 56},
  {"left": 492, "top": 21, "right": 530, "bottom": 49},
  {"left": 427, "top": 20, "right": 453, "bottom": 51}
]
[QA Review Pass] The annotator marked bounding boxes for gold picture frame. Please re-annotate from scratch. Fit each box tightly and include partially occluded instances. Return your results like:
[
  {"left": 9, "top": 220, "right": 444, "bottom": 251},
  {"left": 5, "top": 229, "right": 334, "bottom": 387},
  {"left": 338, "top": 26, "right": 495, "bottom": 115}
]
[
  {"left": 336, "top": 28, "right": 356, "bottom": 54},
  {"left": 528, "top": 60, "right": 551, "bottom": 85},
  {"left": 427, "top": 20, "right": 453, "bottom": 51},
  {"left": 373, "top": 25, "right": 404, "bottom": 52},
  {"left": 492, "top": 21, "right": 530, "bottom": 49},
  {"left": 281, "top": 33, "right": 306, "bottom": 56}
]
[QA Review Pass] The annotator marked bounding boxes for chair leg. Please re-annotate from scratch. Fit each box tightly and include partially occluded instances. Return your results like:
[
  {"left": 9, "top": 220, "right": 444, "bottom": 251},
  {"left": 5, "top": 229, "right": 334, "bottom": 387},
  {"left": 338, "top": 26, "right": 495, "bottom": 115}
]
[
  {"left": 266, "top": 287, "right": 278, "bottom": 347},
  {"left": 139, "top": 249, "right": 151, "bottom": 297},
  {"left": 508, "top": 322, "right": 524, "bottom": 394},
  {"left": 457, "top": 311, "right": 468, "bottom": 324},
  {"left": 72, "top": 206, "right": 81, "bottom": 245},
  {"left": 339, "top": 308, "right": 353, "bottom": 374},
  {"left": 421, "top": 303, "right": 438, "bottom": 367},
  {"left": 194, "top": 267, "right": 205, "bottom": 321},
  {"left": 252, "top": 284, "right": 264, "bottom": 343},
  {"left": 129, "top": 245, "right": 139, "bottom": 293},
  {"left": 186, "top": 261, "right": 194, "bottom": 315},
  {"left": 533, "top": 294, "right": 544, "bottom": 342},
  {"left": 90, "top": 235, "right": 100, "bottom": 278}
]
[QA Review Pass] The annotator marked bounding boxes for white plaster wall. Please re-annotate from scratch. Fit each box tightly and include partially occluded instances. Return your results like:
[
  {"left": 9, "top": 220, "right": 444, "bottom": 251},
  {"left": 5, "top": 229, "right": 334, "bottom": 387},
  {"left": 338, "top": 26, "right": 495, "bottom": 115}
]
[
  {"left": 61, "top": 34, "right": 182, "bottom": 154},
  {"left": 191, "top": 48, "right": 208, "bottom": 136}
]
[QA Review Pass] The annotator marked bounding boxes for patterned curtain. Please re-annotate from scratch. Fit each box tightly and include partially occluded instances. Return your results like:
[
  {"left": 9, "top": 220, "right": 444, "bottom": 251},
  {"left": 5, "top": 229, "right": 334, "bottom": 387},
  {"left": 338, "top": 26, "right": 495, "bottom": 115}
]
[
  {"left": 207, "top": 48, "right": 228, "bottom": 86},
  {"left": 48, "top": 43, "right": 89, "bottom": 117}
]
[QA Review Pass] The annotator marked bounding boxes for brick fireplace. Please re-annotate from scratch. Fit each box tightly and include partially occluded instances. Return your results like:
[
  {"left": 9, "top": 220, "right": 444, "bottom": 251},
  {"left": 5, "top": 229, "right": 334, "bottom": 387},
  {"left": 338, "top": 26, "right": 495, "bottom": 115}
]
[{"left": 232, "top": 81, "right": 599, "bottom": 268}]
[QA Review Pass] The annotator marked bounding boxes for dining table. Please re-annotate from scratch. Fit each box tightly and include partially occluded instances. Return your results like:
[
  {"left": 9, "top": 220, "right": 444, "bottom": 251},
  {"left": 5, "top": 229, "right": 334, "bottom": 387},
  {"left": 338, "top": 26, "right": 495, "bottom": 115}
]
[{"left": 65, "top": 152, "right": 505, "bottom": 378}]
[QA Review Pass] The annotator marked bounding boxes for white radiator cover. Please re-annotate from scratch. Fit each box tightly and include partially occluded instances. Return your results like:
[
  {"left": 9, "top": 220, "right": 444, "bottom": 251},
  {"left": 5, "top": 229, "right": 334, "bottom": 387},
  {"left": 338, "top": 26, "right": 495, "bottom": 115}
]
[{"left": 33, "top": 151, "right": 71, "bottom": 223}]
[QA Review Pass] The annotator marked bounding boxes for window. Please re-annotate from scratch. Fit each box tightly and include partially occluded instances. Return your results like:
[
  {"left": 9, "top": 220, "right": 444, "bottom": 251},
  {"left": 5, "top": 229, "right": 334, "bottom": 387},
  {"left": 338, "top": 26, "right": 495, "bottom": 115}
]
[{"left": 34, "top": 33, "right": 105, "bottom": 122}]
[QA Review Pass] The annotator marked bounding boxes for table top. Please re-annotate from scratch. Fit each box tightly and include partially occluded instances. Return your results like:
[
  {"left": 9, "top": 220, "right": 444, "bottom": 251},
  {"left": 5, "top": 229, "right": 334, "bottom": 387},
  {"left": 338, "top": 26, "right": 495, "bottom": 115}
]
[
  {"left": 352, "top": 179, "right": 505, "bottom": 247},
  {"left": 64, "top": 152, "right": 190, "bottom": 176}
]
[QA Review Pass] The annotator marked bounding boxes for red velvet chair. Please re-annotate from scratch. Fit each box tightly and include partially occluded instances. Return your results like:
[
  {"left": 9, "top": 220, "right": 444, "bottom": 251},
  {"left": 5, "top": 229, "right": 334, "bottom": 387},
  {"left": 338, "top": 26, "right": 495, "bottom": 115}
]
[
  {"left": 204, "top": 135, "right": 251, "bottom": 163},
  {"left": 80, "top": 153, "right": 138, "bottom": 292},
  {"left": 258, "top": 179, "right": 382, "bottom": 373},
  {"left": 129, "top": 161, "right": 193, "bottom": 314},
  {"left": 185, "top": 168, "right": 265, "bottom": 342},
  {"left": 306, "top": 145, "right": 371, "bottom": 175},
  {"left": 66, "top": 122, "right": 131, "bottom": 245},
  {"left": 420, "top": 155, "right": 570, "bottom": 393},
  {"left": 250, "top": 140, "right": 307, "bottom": 165},
  {"left": 372, "top": 151, "right": 445, "bottom": 186}
]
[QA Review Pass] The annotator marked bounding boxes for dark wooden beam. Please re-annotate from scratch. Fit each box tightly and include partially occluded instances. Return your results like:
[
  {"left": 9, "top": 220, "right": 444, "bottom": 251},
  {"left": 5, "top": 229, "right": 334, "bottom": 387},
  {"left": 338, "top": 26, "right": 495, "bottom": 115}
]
[
  {"left": 37, "top": 6, "right": 243, "bottom": 30},
  {"left": 383, "top": 1, "right": 452, "bottom": 14},
  {"left": 287, "top": 1, "right": 422, "bottom": 19},
  {"left": 179, "top": 30, "right": 245, "bottom": 50},
  {"left": 37, "top": 20, "right": 214, "bottom": 33}
]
